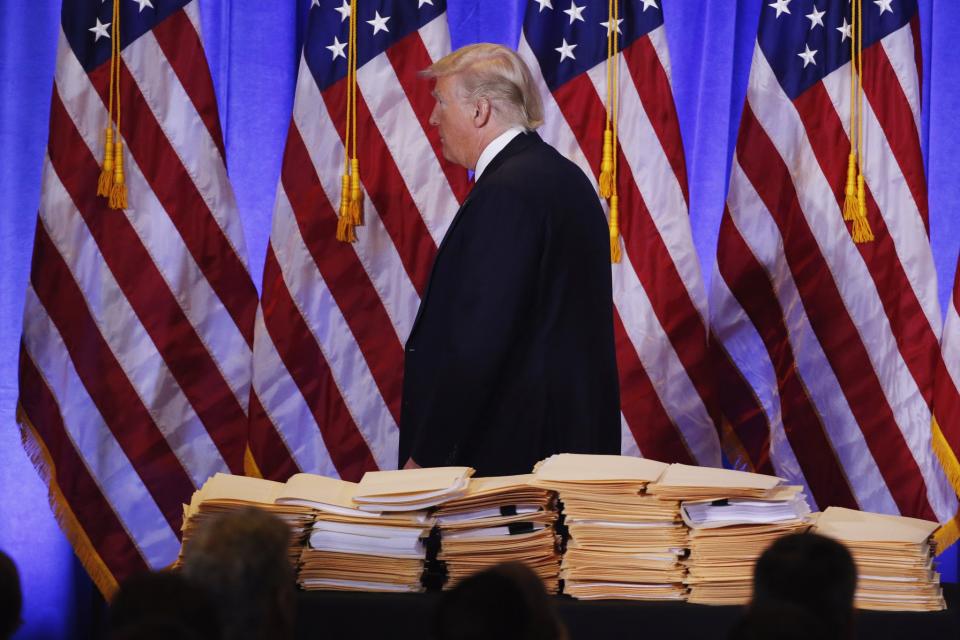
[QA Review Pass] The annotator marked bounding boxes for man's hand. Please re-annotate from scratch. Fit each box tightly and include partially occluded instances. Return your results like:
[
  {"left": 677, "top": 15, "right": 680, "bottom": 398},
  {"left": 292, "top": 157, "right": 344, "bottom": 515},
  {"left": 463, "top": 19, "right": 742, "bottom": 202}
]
[{"left": 403, "top": 458, "right": 421, "bottom": 470}]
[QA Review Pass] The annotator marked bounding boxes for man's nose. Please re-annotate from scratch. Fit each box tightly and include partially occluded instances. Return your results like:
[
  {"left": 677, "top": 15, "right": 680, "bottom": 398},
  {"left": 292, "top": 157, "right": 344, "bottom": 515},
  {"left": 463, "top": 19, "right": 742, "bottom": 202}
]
[{"left": 428, "top": 106, "right": 439, "bottom": 127}]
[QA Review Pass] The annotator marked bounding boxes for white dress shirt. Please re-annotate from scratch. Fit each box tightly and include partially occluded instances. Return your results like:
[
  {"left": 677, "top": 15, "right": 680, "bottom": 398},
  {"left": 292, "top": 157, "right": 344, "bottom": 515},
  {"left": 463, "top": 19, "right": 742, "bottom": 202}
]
[{"left": 473, "top": 126, "right": 525, "bottom": 181}]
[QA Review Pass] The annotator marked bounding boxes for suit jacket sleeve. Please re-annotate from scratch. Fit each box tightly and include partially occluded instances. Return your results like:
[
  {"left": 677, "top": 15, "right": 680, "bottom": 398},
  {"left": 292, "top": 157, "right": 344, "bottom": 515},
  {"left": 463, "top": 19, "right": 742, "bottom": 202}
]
[{"left": 408, "top": 184, "right": 544, "bottom": 466}]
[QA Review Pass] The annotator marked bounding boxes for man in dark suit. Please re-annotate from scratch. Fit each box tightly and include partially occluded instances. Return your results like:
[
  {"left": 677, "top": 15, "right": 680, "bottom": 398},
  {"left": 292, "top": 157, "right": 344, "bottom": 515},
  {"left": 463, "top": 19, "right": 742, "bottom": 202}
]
[{"left": 399, "top": 43, "right": 620, "bottom": 476}]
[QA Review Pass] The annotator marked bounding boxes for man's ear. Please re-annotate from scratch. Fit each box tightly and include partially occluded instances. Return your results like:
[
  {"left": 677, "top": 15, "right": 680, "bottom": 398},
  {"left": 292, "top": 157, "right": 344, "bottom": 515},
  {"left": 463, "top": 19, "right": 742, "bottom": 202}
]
[{"left": 473, "top": 97, "right": 492, "bottom": 128}]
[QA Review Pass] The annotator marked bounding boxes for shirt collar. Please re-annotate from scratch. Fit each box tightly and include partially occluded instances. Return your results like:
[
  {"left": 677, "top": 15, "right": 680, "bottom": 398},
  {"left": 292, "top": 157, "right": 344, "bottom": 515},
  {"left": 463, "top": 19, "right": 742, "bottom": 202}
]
[{"left": 474, "top": 127, "right": 525, "bottom": 181}]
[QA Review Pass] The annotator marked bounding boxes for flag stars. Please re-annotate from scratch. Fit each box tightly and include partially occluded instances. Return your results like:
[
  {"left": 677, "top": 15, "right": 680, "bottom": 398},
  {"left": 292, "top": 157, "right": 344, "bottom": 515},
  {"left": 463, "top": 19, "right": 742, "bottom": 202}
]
[
  {"left": 600, "top": 17, "right": 623, "bottom": 35},
  {"left": 311, "top": 0, "right": 320, "bottom": 8},
  {"left": 768, "top": 0, "right": 791, "bottom": 18},
  {"left": 563, "top": 1, "right": 585, "bottom": 24},
  {"left": 534, "top": 0, "right": 553, "bottom": 12},
  {"left": 367, "top": 11, "right": 391, "bottom": 35},
  {"left": 555, "top": 38, "right": 577, "bottom": 62},
  {"left": 132, "top": 0, "right": 154, "bottom": 12},
  {"left": 333, "top": 0, "right": 350, "bottom": 22},
  {"left": 874, "top": 0, "right": 894, "bottom": 15},
  {"left": 798, "top": 43, "right": 818, "bottom": 68},
  {"left": 326, "top": 36, "right": 347, "bottom": 61},
  {"left": 640, "top": 0, "right": 659, "bottom": 11},
  {"left": 837, "top": 18, "right": 852, "bottom": 42},
  {"left": 89, "top": 18, "right": 111, "bottom": 41},
  {"left": 419, "top": 0, "right": 434, "bottom": 7},
  {"left": 806, "top": 5, "right": 825, "bottom": 29}
]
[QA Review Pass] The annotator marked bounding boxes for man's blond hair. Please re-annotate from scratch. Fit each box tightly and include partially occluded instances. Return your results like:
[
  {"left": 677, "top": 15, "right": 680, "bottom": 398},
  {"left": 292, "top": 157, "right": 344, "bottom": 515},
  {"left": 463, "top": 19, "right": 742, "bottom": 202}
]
[{"left": 423, "top": 43, "right": 544, "bottom": 130}]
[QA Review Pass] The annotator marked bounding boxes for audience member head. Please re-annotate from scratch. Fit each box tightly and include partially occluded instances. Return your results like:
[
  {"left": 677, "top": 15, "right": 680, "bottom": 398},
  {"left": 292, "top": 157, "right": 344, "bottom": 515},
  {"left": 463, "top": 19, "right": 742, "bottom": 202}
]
[
  {"left": 750, "top": 532, "right": 857, "bottom": 640},
  {"left": 180, "top": 507, "right": 295, "bottom": 640},
  {"left": 0, "top": 550, "right": 22, "bottom": 640},
  {"left": 108, "top": 569, "right": 220, "bottom": 640},
  {"left": 434, "top": 562, "right": 566, "bottom": 640}
]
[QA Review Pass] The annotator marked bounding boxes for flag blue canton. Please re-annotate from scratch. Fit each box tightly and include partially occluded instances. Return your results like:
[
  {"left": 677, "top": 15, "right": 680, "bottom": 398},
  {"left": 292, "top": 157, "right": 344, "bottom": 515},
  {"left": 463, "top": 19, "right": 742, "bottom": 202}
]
[
  {"left": 522, "top": 0, "right": 663, "bottom": 92},
  {"left": 304, "top": 0, "right": 446, "bottom": 92},
  {"left": 757, "top": 0, "right": 915, "bottom": 100},
  {"left": 62, "top": 0, "right": 191, "bottom": 72}
]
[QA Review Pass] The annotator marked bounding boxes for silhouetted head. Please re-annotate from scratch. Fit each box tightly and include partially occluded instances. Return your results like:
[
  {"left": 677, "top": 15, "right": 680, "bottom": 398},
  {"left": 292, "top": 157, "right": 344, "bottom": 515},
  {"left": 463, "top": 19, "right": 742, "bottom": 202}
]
[
  {"left": 0, "top": 550, "right": 22, "bottom": 640},
  {"left": 751, "top": 532, "right": 857, "bottom": 640},
  {"left": 435, "top": 562, "right": 565, "bottom": 640},
  {"left": 180, "top": 507, "right": 295, "bottom": 640},
  {"left": 108, "top": 569, "right": 220, "bottom": 640}
]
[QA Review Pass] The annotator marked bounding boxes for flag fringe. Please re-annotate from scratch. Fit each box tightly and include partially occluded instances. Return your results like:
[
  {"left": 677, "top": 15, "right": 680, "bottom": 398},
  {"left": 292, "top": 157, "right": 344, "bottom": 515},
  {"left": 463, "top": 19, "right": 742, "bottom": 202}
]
[
  {"left": 719, "top": 417, "right": 758, "bottom": 473},
  {"left": 932, "top": 417, "right": 960, "bottom": 499},
  {"left": 243, "top": 444, "right": 264, "bottom": 479},
  {"left": 16, "top": 403, "right": 120, "bottom": 600},
  {"left": 929, "top": 417, "right": 960, "bottom": 552},
  {"left": 933, "top": 512, "right": 960, "bottom": 553}
]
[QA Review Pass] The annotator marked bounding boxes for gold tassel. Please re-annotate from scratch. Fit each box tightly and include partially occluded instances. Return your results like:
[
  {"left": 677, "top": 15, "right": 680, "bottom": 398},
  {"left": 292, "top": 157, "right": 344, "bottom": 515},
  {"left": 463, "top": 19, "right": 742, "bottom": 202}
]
[
  {"left": 599, "top": 129, "right": 614, "bottom": 198},
  {"left": 850, "top": 173, "right": 873, "bottom": 243},
  {"left": 609, "top": 194, "right": 621, "bottom": 264},
  {"left": 842, "top": 152, "right": 858, "bottom": 221},
  {"left": 348, "top": 158, "right": 363, "bottom": 226},
  {"left": 108, "top": 140, "right": 128, "bottom": 210},
  {"left": 98, "top": 128, "right": 115, "bottom": 196},
  {"left": 338, "top": 173, "right": 350, "bottom": 219},
  {"left": 337, "top": 214, "right": 356, "bottom": 243},
  {"left": 336, "top": 173, "right": 354, "bottom": 242}
]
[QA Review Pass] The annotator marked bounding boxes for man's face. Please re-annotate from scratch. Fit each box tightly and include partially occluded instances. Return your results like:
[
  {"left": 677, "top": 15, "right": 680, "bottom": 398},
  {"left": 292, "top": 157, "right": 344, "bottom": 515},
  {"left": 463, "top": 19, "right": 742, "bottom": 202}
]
[{"left": 429, "top": 75, "right": 478, "bottom": 170}]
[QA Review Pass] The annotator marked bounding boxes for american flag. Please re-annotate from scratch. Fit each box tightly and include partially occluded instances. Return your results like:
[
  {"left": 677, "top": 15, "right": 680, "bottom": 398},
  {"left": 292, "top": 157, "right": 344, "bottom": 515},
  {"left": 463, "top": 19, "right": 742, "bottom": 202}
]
[
  {"left": 248, "top": 0, "right": 467, "bottom": 481},
  {"left": 712, "top": 0, "right": 960, "bottom": 534},
  {"left": 17, "top": 0, "right": 257, "bottom": 596},
  {"left": 519, "top": 0, "right": 743, "bottom": 465}
]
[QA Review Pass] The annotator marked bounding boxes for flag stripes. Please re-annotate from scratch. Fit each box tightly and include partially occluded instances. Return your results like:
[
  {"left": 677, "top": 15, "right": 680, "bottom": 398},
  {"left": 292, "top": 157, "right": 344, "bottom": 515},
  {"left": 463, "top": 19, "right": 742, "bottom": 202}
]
[
  {"left": 715, "top": 199, "right": 860, "bottom": 512},
  {"left": 278, "top": 125, "right": 405, "bottom": 432},
  {"left": 151, "top": 7, "right": 227, "bottom": 158}
]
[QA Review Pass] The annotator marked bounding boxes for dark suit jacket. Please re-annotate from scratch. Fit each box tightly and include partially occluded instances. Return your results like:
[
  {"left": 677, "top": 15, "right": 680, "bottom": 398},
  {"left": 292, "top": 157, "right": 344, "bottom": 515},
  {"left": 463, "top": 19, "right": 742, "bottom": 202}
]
[{"left": 399, "top": 131, "right": 620, "bottom": 476}]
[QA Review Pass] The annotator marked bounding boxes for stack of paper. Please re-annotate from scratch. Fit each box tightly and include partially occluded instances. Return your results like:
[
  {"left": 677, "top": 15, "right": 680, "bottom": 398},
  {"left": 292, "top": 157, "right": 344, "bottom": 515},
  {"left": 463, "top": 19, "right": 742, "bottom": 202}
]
[
  {"left": 533, "top": 454, "right": 691, "bottom": 600},
  {"left": 649, "top": 465, "right": 812, "bottom": 605},
  {"left": 351, "top": 467, "right": 474, "bottom": 512},
  {"left": 813, "top": 507, "right": 945, "bottom": 611},
  {"left": 434, "top": 475, "right": 561, "bottom": 592},
  {"left": 278, "top": 473, "right": 435, "bottom": 593},
  {"left": 177, "top": 473, "right": 315, "bottom": 567}
]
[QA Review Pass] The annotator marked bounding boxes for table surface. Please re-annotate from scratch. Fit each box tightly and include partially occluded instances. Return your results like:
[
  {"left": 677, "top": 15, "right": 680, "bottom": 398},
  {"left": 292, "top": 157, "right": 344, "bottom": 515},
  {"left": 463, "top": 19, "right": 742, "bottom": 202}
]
[{"left": 296, "top": 583, "right": 960, "bottom": 640}]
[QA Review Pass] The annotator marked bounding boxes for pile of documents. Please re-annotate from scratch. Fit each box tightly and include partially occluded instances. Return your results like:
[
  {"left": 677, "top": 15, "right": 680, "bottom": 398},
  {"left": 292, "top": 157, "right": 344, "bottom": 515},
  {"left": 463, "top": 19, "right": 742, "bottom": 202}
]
[
  {"left": 288, "top": 467, "right": 473, "bottom": 593},
  {"left": 175, "top": 461, "right": 948, "bottom": 610},
  {"left": 533, "top": 454, "right": 688, "bottom": 600},
  {"left": 813, "top": 507, "right": 946, "bottom": 611},
  {"left": 434, "top": 475, "right": 561, "bottom": 592},
  {"left": 647, "top": 464, "right": 812, "bottom": 605},
  {"left": 178, "top": 473, "right": 315, "bottom": 567}
]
